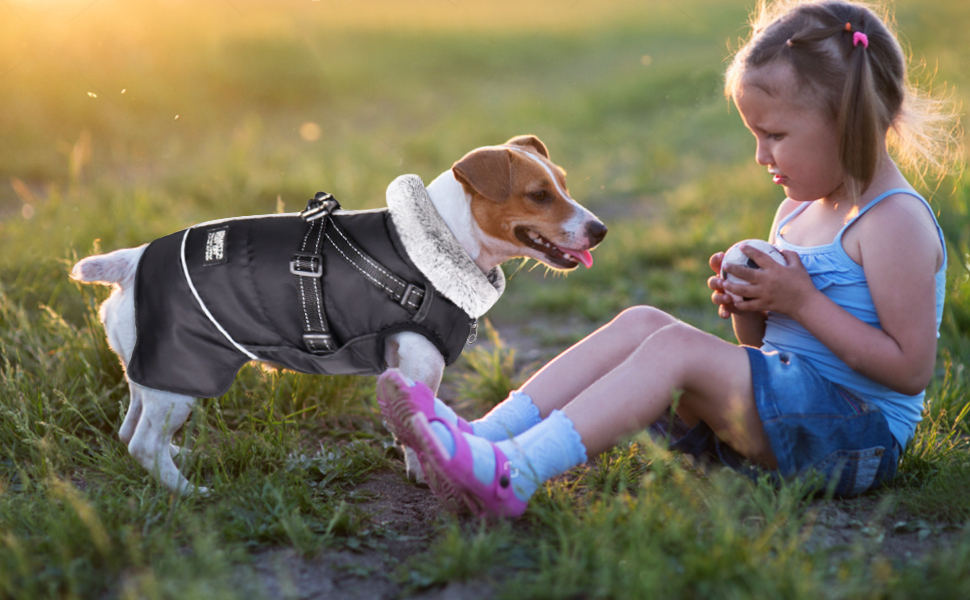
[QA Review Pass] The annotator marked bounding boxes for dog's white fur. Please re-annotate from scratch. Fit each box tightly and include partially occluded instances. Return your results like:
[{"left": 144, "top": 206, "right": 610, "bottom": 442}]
[{"left": 72, "top": 136, "right": 605, "bottom": 495}]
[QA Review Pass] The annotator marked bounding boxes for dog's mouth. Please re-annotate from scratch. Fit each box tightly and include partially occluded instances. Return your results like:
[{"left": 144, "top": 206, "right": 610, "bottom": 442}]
[{"left": 514, "top": 226, "right": 593, "bottom": 270}]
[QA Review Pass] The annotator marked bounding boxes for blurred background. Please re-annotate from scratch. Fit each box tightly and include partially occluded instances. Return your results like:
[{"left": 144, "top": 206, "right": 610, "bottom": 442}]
[
  {"left": 0, "top": 5, "right": 967, "bottom": 597},
  {"left": 0, "top": 0, "right": 967, "bottom": 351}
]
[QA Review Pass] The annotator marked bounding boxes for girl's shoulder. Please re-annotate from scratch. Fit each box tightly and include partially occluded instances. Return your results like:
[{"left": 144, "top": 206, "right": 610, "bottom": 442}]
[
  {"left": 855, "top": 189, "right": 937, "bottom": 236},
  {"left": 775, "top": 197, "right": 804, "bottom": 220},
  {"left": 768, "top": 198, "right": 805, "bottom": 243},
  {"left": 848, "top": 189, "right": 944, "bottom": 271}
]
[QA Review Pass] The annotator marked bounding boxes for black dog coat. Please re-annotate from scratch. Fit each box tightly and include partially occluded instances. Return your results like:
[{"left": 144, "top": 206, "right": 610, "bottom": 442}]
[{"left": 126, "top": 175, "right": 506, "bottom": 398}]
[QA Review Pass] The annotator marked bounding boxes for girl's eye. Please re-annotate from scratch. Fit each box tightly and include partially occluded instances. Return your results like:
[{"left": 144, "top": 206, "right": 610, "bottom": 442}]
[
  {"left": 766, "top": 133, "right": 784, "bottom": 141},
  {"left": 529, "top": 190, "right": 551, "bottom": 204}
]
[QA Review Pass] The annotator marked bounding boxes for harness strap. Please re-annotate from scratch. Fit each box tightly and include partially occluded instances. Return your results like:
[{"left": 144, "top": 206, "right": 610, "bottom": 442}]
[
  {"left": 291, "top": 191, "right": 429, "bottom": 355},
  {"left": 292, "top": 192, "right": 340, "bottom": 354},
  {"left": 325, "top": 218, "right": 426, "bottom": 312}
]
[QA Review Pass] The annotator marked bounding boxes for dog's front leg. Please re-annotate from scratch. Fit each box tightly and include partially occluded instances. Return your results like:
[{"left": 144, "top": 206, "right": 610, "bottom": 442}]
[
  {"left": 383, "top": 332, "right": 445, "bottom": 482},
  {"left": 383, "top": 331, "right": 444, "bottom": 394}
]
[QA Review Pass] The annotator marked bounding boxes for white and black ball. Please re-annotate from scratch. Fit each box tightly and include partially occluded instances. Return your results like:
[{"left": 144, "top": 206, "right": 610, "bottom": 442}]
[{"left": 719, "top": 239, "right": 787, "bottom": 303}]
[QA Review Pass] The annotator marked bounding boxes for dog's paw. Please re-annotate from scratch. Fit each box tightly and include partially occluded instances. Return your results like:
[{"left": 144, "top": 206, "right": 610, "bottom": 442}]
[
  {"left": 180, "top": 483, "right": 211, "bottom": 498},
  {"left": 403, "top": 445, "right": 428, "bottom": 485},
  {"left": 191, "top": 486, "right": 211, "bottom": 498}
]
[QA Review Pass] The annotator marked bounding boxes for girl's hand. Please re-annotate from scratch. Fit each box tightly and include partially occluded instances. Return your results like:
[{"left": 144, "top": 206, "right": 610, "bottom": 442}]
[
  {"left": 720, "top": 246, "right": 816, "bottom": 317},
  {"left": 708, "top": 252, "right": 738, "bottom": 319}
]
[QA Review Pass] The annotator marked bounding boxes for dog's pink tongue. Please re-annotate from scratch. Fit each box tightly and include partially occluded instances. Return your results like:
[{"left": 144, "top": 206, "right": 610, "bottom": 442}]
[{"left": 564, "top": 248, "right": 594, "bottom": 269}]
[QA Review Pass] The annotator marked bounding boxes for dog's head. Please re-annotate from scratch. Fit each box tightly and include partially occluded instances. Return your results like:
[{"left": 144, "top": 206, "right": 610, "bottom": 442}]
[{"left": 452, "top": 135, "right": 607, "bottom": 271}]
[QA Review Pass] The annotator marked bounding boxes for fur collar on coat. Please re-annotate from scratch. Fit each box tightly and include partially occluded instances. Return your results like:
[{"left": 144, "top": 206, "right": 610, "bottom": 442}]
[{"left": 385, "top": 174, "right": 505, "bottom": 319}]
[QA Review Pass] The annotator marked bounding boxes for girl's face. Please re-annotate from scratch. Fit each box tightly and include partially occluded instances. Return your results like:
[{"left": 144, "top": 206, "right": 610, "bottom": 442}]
[{"left": 733, "top": 62, "right": 844, "bottom": 203}]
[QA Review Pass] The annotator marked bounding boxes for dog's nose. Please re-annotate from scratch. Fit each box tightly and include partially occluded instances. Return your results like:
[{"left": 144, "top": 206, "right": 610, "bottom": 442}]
[{"left": 585, "top": 220, "right": 608, "bottom": 247}]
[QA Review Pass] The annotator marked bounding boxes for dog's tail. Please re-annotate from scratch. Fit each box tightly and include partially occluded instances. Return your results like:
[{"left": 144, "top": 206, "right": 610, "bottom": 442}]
[{"left": 71, "top": 245, "right": 146, "bottom": 287}]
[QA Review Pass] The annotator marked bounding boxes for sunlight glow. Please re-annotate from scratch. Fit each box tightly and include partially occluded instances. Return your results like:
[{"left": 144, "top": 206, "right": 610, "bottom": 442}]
[{"left": 299, "top": 122, "right": 322, "bottom": 142}]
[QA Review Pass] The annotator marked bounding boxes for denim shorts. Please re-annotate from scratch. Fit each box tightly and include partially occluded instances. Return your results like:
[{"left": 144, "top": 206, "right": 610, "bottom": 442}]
[{"left": 649, "top": 346, "right": 901, "bottom": 497}]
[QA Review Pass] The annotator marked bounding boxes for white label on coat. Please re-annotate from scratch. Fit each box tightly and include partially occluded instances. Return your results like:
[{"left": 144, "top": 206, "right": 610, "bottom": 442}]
[{"left": 204, "top": 226, "right": 229, "bottom": 265}]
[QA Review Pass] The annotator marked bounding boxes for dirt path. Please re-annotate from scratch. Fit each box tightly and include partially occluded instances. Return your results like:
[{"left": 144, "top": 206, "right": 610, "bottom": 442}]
[{"left": 238, "top": 471, "right": 498, "bottom": 599}]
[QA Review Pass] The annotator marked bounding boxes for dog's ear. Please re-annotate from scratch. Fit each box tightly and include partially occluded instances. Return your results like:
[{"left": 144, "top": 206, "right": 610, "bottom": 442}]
[
  {"left": 505, "top": 135, "right": 549, "bottom": 159},
  {"left": 452, "top": 148, "right": 512, "bottom": 202}
]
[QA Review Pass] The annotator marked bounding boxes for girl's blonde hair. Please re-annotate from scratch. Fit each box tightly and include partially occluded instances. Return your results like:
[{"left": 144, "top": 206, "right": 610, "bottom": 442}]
[{"left": 725, "top": 0, "right": 962, "bottom": 198}]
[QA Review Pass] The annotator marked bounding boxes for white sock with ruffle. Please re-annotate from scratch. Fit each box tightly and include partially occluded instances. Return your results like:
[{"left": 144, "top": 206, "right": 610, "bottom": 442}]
[{"left": 470, "top": 390, "right": 542, "bottom": 441}]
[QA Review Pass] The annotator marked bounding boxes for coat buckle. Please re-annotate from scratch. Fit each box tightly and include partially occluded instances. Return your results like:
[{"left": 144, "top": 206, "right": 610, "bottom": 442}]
[
  {"left": 303, "top": 333, "right": 336, "bottom": 353},
  {"left": 300, "top": 192, "right": 340, "bottom": 221},
  {"left": 290, "top": 252, "right": 323, "bottom": 277}
]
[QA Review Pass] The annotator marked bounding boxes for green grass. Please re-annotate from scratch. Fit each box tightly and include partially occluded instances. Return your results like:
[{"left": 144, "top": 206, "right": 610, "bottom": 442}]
[
  {"left": 447, "top": 320, "right": 529, "bottom": 416},
  {"left": 1, "top": 0, "right": 969, "bottom": 598}
]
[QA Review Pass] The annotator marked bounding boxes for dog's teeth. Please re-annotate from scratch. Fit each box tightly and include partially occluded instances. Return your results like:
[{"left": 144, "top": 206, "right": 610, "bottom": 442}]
[{"left": 527, "top": 230, "right": 564, "bottom": 256}]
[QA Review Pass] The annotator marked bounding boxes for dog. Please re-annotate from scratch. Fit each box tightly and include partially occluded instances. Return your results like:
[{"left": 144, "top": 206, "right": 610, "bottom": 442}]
[{"left": 71, "top": 135, "right": 607, "bottom": 495}]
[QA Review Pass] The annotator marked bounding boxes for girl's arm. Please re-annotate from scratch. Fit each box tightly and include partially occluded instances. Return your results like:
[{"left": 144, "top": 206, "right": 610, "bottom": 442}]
[
  {"left": 708, "top": 251, "right": 767, "bottom": 345},
  {"left": 726, "top": 195, "right": 941, "bottom": 395},
  {"left": 708, "top": 198, "right": 801, "bottom": 347},
  {"left": 732, "top": 311, "right": 768, "bottom": 347}
]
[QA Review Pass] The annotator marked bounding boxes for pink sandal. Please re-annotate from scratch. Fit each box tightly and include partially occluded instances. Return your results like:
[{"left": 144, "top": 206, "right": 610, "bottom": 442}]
[
  {"left": 376, "top": 369, "right": 472, "bottom": 450},
  {"left": 411, "top": 412, "right": 528, "bottom": 518}
]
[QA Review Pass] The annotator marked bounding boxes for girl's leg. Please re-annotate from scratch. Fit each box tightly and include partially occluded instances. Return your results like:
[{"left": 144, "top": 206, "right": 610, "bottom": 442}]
[
  {"left": 564, "top": 321, "right": 776, "bottom": 467},
  {"left": 494, "top": 321, "right": 773, "bottom": 505},
  {"left": 402, "top": 319, "right": 776, "bottom": 516},
  {"left": 467, "top": 306, "right": 677, "bottom": 441},
  {"left": 517, "top": 306, "right": 677, "bottom": 416}
]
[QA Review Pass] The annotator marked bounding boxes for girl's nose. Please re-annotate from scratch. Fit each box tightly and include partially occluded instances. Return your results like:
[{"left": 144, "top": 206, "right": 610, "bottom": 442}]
[{"left": 755, "top": 140, "right": 772, "bottom": 166}]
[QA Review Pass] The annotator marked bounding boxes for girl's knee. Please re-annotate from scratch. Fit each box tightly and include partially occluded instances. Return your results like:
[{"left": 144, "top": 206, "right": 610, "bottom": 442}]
[
  {"left": 636, "top": 321, "right": 724, "bottom": 366},
  {"left": 650, "top": 320, "right": 709, "bottom": 346},
  {"left": 610, "top": 306, "right": 675, "bottom": 339}
]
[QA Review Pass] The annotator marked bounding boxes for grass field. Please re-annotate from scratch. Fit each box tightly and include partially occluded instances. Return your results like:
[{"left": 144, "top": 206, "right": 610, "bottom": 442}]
[{"left": 1, "top": 0, "right": 969, "bottom": 598}]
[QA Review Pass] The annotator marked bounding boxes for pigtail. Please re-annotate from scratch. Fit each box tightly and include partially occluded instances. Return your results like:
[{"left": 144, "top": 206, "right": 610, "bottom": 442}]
[{"left": 838, "top": 21, "right": 882, "bottom": 197}]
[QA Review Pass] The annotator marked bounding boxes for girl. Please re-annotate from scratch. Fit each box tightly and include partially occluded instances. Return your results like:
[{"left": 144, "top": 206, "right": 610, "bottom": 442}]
[{"left": 377, "top": 0, "right": 960, "bottom": 517}]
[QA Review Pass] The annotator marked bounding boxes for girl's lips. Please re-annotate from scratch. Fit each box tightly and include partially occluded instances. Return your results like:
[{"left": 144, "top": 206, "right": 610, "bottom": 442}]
[{"left": 772, "top": 174, "right": 786, "bottom": 185}]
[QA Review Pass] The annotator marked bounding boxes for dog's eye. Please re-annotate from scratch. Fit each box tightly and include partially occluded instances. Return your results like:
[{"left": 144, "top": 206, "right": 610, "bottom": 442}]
[{"left": 528, "top": 190, "right": 551, "bottom": 204}]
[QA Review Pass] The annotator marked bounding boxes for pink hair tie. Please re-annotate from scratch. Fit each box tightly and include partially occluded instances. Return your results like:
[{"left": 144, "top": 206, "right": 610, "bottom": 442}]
[{"left": 853, "top": 31, "right": 869, "bottom": 48}]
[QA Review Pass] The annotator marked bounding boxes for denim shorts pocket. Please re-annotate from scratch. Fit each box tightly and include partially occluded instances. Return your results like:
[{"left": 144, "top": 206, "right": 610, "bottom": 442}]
[
  {"left": 833, "top": 386, "right": 873, "bottom": 417},
  {"left": 814, "top": 446, "right": 885, "bottom": 496}
]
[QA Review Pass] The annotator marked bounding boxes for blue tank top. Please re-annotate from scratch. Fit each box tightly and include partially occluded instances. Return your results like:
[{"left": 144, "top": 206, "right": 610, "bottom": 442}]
[{"left": 763, "top": 188, "right": 947, "bottom": 448}]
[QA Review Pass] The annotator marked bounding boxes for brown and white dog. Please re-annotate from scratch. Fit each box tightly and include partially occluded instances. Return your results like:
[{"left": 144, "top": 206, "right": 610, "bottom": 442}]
[{"left": 71, "top": 135, "right": 606, "bottom": 495}]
